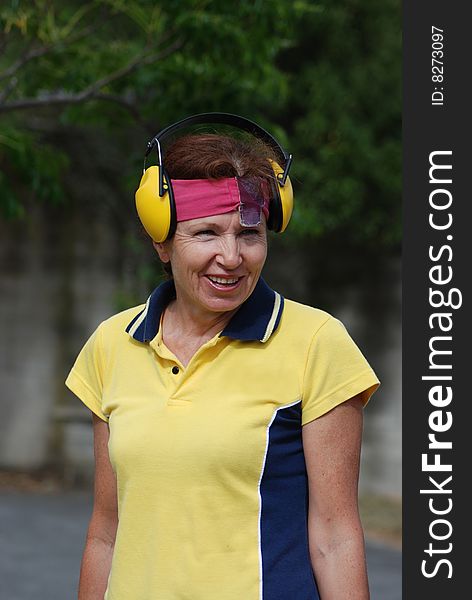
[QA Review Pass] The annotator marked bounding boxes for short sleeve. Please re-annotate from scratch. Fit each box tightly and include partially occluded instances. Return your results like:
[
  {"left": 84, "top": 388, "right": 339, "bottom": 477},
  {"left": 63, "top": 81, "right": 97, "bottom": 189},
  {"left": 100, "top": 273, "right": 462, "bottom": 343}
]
[
  {"left": 301, "top": 316, "right": 380, "bottom": 426},
  {"left": 65, "top": 324, "right": 109, "bottom": 422}
]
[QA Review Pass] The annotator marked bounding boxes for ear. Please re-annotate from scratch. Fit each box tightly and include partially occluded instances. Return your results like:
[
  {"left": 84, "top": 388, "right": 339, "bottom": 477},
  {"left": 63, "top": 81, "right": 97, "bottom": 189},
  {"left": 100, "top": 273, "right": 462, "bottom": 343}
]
[{"left": 152, "top": 240, "right": 171, "bottom": 264}]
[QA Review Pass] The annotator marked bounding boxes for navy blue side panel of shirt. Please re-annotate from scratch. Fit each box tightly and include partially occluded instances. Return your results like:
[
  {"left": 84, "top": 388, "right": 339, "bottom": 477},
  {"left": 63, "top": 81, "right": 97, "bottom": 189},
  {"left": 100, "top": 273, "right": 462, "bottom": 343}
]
[{"left": 260, "top": 402, "right": 320, "bottom": 600}]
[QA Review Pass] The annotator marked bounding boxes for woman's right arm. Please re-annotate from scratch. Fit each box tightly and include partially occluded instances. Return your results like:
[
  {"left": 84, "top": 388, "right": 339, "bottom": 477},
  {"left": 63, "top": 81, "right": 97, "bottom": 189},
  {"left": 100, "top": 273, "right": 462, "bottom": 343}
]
[{"left": 78, "top": 413, "right": 118, "bottom": 600}]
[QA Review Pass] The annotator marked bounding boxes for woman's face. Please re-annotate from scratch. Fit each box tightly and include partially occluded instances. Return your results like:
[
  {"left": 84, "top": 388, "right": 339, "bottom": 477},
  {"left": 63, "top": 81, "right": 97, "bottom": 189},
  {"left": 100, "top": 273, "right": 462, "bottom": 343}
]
[{"left": 154, "top": 210, "right": 268, "bottom": 321}]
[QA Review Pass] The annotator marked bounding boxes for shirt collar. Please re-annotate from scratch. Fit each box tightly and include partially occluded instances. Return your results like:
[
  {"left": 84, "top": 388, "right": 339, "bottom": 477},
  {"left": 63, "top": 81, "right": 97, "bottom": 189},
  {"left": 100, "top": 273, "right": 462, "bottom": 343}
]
[{"left": 125, "top": 277, "right": 284, "bottom": 344}]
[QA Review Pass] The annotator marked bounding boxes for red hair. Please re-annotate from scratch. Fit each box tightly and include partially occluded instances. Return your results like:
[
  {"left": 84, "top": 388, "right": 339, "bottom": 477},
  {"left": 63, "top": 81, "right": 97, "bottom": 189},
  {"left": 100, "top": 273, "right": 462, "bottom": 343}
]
[{"left": 163, "top": 133, "right": 277, "bottom": 181}]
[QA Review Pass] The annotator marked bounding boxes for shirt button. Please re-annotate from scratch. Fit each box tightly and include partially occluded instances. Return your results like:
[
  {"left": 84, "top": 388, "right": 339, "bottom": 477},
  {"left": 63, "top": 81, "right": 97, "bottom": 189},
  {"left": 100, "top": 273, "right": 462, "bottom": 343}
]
[{"left": 171, "top": 366, "right": 179, "bottom": 375}]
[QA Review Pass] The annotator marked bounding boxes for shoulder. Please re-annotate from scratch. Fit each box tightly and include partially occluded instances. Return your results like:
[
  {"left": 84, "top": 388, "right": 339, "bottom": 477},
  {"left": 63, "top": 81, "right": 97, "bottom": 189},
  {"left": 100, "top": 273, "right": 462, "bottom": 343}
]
[
  {"left": 269, "top": 297, "right": 345, "bottom": 356},
  {"left": 280, "top": 297, "right": 336, "bottom": 335}
]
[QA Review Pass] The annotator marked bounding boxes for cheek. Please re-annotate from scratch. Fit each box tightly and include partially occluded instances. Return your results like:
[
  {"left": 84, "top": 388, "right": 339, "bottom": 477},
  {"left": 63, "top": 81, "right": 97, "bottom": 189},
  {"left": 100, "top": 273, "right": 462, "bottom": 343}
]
[
  {"left": 176, "top": 242, "right": 214, "bottom": 272},
  {"left": 245, "top": 241, "right": 268, "bottom": 269}
]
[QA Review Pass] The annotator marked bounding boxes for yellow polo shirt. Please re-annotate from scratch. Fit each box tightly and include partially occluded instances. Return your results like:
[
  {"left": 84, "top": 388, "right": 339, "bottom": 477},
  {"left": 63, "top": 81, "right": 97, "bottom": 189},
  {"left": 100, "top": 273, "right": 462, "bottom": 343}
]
[{"left": 65, "top": 278, "right": 379, "bottom": 600}]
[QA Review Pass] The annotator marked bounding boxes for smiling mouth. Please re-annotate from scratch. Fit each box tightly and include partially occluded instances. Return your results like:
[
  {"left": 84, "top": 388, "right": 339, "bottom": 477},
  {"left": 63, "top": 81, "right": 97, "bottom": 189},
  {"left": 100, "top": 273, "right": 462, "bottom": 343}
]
[{"left": 206, "top": 275, "right": 242, "bottom": 287}]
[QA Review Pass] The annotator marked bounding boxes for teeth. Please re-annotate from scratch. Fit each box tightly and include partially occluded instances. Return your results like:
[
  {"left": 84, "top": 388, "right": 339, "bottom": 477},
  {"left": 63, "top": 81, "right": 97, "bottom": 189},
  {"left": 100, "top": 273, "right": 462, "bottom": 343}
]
[{"left": 208, "top": 276, "right": 239, "bottom": 285}]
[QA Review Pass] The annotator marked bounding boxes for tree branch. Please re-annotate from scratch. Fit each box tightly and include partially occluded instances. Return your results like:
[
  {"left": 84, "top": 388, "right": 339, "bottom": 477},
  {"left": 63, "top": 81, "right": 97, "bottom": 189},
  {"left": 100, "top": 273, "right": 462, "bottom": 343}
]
[
  {"left": 84, "top": 35, "right": 184, "bottom": 96},
  {"left": 0, "top": 44, "right": 52, "bottom": 83},
  {"left": 0, "top": 36, "right": 184, "bottom": 115},
  {"left": 0, "top": 23, "right": 99, "bottom": 84},
  {"left": 95, "top": 92, "right": 151, "bottom": 129},
  {"left": 0, "top": 76, "right": 18, "bottom": 104}
]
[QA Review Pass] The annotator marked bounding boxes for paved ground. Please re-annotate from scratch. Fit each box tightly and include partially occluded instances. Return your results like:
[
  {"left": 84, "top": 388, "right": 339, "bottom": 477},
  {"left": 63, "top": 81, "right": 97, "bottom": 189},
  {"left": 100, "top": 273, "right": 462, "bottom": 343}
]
[{"left": 0, "top": 491, "right": 401, "bottom": 599}]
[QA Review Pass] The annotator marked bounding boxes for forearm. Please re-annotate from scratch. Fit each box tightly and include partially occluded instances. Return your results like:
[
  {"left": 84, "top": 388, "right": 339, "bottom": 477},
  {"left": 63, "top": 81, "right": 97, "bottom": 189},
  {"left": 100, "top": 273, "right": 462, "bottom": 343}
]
[
  {"left": 78, "top": 535, "right": 115, "bottom": 600},
  {"left": 309, "top": 520, "right": 369, "bottom": 600}
]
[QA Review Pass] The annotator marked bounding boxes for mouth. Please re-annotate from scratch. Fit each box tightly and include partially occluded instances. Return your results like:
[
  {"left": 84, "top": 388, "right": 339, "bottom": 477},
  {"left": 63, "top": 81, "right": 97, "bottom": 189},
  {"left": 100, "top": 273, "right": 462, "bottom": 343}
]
[{"left": 205, "top": 275, "right": 243, "bottom": 290}]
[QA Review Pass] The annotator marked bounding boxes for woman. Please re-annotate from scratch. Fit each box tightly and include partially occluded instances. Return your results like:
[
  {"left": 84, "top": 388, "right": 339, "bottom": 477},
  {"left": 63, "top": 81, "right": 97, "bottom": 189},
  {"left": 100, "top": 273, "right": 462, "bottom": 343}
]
[{"left": 66, "top": 114, "right": 379, "bottom": 600}]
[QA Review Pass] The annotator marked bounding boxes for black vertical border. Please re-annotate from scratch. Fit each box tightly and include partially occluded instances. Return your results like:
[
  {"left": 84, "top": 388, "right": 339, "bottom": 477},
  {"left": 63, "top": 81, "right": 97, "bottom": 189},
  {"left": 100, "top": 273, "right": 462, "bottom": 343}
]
[{"left": 403, "top": 1, "right": 470, "bottom": 597}]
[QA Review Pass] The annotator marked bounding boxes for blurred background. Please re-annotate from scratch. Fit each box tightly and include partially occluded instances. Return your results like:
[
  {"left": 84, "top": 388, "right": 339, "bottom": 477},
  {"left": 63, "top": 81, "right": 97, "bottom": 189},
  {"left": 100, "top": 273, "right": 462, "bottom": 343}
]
[{"left": 0, "top": 0, "right": 401, "bottom": 595}]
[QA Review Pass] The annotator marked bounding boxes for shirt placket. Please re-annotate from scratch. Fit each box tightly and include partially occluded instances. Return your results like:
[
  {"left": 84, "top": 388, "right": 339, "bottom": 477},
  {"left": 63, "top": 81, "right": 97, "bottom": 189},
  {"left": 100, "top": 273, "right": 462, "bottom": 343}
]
[{"left": 149, "top": 331, "right": 223, "bottom": 403}]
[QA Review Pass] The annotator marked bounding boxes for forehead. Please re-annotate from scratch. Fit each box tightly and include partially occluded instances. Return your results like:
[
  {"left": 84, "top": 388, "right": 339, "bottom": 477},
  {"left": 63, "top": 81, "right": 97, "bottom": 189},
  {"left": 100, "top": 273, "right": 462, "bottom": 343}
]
[{"left": 177, "top": 210, "right": 266, "bottom": 232}]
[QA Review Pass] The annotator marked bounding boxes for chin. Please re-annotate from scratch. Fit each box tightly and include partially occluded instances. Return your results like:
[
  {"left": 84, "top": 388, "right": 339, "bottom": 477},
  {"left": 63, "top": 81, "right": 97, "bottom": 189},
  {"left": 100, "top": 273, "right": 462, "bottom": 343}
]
[
  {"left": 201, "top": 295, "right": 244, "bottom": 313},
  {"left": 205, "top": 300, "right": 242, "bottom": 313}
]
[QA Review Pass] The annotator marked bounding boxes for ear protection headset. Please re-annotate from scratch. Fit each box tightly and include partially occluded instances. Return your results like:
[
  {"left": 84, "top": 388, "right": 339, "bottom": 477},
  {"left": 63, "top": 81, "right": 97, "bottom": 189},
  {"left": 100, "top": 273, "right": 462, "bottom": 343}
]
[{"left": 135, "top": 112, "right": 294, "bottom": 242}]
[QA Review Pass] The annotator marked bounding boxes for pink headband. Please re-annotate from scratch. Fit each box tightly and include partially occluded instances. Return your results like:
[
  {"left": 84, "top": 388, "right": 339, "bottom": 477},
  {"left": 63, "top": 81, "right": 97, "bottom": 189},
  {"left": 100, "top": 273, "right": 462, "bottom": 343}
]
[{"left": 171, "top": 177, "right": 270, "bottom": 226}]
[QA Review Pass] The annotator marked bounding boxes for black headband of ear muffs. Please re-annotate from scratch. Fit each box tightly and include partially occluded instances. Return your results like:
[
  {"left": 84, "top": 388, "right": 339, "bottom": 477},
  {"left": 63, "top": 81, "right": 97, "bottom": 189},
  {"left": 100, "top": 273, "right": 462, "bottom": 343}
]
[{"left": 144, "top": 112, "right": 293, "bottom": 198}]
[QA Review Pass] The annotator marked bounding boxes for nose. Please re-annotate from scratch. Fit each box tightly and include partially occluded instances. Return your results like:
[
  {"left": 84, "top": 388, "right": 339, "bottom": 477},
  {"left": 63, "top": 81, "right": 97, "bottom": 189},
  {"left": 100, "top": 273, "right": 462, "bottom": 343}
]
[{"left": 216, "top": 234, "right": 242, "bottom": 270}]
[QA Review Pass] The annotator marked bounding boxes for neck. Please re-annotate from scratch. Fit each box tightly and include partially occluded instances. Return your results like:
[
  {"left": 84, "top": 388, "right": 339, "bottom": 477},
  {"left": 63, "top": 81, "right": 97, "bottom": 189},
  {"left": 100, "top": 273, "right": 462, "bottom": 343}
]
[{"left": 164, "top": 296, "right": 237, "bottom": 342}]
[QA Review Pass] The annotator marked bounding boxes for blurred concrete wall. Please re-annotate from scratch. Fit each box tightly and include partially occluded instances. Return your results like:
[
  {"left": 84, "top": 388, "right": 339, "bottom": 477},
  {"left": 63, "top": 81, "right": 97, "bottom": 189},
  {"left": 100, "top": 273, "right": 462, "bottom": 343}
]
[
  {"left": 1, "top": 201, "right": 118, "bottom": 473},
  {"left": 0, "top": 204, "right": 401, "bottom": 496}
]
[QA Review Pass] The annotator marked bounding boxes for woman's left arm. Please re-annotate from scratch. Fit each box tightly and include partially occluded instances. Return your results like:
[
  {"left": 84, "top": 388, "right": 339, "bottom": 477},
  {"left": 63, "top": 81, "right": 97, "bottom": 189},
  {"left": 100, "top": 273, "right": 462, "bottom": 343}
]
[{"left": 302, "top": 394, "right": 369, "bottom": 600}]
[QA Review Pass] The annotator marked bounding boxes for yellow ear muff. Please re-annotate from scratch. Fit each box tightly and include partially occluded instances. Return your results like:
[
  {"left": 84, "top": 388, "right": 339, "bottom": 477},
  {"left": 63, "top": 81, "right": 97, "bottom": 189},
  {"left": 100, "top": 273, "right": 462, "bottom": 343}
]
[
  {"left": 269, "top": 160, "right": 294, "bottom": 233},
  {"left": 135, "top": 165, "right": 175, "bottom": 243}
]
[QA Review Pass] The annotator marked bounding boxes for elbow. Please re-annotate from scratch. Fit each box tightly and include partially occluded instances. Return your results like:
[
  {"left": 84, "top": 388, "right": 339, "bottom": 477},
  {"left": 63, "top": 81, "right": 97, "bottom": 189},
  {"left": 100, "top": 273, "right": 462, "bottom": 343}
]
[
  {"left": 308, "top": 515, "right": 366, "bottom": 560},
  {"left": 86, "top": 508, "right": 118, "bottom": 549}
]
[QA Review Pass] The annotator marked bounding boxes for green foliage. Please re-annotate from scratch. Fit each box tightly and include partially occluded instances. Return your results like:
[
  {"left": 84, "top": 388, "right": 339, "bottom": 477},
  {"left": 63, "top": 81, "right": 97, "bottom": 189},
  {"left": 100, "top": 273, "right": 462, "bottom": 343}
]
[
  {"left": 0, "top": 0, "right": 291, "bottom": 216},
  {"left": 280, "top": 0, "right": 401, "bottom": 249},
  {"left": 0, "top": 0, "right": 400, "bottom": 250},
  {"left": 0, "top": 125, "right": 69, "bottom": 216}
]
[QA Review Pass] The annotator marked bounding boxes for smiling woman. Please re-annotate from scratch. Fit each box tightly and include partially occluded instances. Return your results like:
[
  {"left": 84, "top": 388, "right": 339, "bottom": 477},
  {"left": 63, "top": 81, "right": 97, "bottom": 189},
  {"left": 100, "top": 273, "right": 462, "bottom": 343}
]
[{"left": 65, "top": 113, "right": 380, "bottom": 600}]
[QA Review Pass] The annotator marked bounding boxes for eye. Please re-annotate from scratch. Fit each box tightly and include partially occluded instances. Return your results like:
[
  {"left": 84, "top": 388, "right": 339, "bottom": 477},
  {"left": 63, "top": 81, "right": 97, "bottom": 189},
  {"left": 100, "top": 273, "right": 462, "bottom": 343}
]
[
  {"left": 239, "top": 228, "right": 260, "bottom": 236},
  {"left": 196, "top": 229, "right": 216, "bottom": 237}
]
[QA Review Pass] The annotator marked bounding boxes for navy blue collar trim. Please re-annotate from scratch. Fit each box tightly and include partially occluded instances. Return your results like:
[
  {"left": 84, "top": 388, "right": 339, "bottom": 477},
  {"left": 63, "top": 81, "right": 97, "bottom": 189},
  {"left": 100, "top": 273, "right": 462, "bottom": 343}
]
[{"left": 125, "top": 277, "right": 284, "bottom": 344}]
